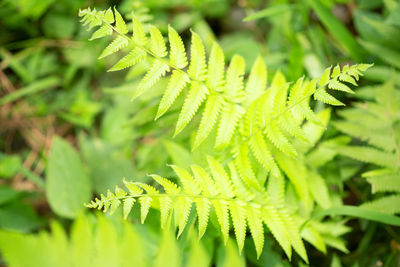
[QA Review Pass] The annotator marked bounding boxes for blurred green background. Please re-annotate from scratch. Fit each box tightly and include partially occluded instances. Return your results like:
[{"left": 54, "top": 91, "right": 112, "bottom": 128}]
[{"left": 0, "top": 0, "right": 399, "bottom": 266}]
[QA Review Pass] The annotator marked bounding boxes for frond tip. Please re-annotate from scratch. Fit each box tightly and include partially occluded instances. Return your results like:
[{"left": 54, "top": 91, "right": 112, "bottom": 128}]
[{"left": 85, "top": 158, "right": 308, "bottom": 262}]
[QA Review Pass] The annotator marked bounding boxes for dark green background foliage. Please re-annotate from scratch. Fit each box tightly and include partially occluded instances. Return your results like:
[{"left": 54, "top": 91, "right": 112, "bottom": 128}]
[{"left": 0, "top": 0, "right": 399, "bottom": 266}]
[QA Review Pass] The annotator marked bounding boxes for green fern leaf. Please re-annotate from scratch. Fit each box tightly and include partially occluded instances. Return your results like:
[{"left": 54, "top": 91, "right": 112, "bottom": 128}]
[
  {"left": 318, "top": 66, "right": 332, "bottom": 87},
  {"left": 314, "top": 89, "right": 344, "bottom": 106},
  {"left": 225, "top": 55, "right": 245, "bottom": 101},
  {"left": 139, "top": 196, "right": 152, "bottom": 223},
  {"left": 188, "top": 32, "right": 207, "bottom": 80},
  {"left": 335, "top": 145, "right": 397, "bottom": 168},
  {"left": 90, "top": 24, "right": 113, "bottom": 40},
  {"left": 331, "top": 65, "right": 341, "bottom": 78},
  {"left": 79, "top": 9, "right": 372, "bottom": 261},
  {"left": 177, "top": 198, "right": 193, "bottom": 237},
  {"left": 215, "top": 102, "right": 245, "bottom": 149},
  {"left": 123, "top": 198, "right": 135, "bottom": 219},
  {"left": 229, "top": 200, "right": 247, "bottom": 252},
  {"left": 207, "top": 156, "right": 235, "bottom": 198},
  {"left": 152, "top": 174, "right": 180, "bottom": 228},
  {"left": 265, "top": 122, "right": 297, "bottom": 157},
  {"left": 289, "top": 78, "right": 321, "bottom": 125},
  {"left": 152, "top": 175, "right": 180, "bottom": 194},
  {"left": 228, "top": 162, "right": 254, "bottom": 200},
  {"left": 159, "top": 197, "right": 173, "bottom": 228},
  {"left": 249, "top": 131, "right": 280, "bottom": 177},
  {"left": 206, "top": 42, "right": 225, "bottom": 91},
  {"left": 149, "top": 26, "right": 167, "bottom": 57},
  {"left": 175, "top": 82, "right": 208, "bottom": 136},
  {"left": 338, "top": 72, "right": 357, "bottom": 86},
  {"left": 279, "top": 114, "right": 308, "bottom": 142},
  {"left": 108, "top": 47, "right": 146, "bottom": 72},
  {"left": 195, "top": 198, "right": 211, "bottom": 238},
  {"left": 132, "top": 59, "right": 170, "bottom": 100},
  {"left": 171, "top": 165, "right": 200, "bottom": 194},
  {"left": 366, "top": 174, "right": 400, "bottom": 193},
  {"left": 104, "top": 8, "right": 114, "bottom": 23},
  {"left": 113, "top": 8, "right": 128, "bottom": 34},
  {"left": 301, "top": 225, "right": 327, "bottom": 254},
  {"left": 235, "top": 144, "right": 263, "bottom": 191},
  {"left": 98, "top": 36, "right": 129, "bottom": 59},
  {"left": 156, "top": 71, "right": 189, "bottom": 119},
  {"left": 191, "top": 165, "right": 218, "bottom": 195},
  {"left": 262, "top": 205, "right": 292, "bottom": 260},
  {"left": 86, "top": 159, "right": 312, "bottom": 261},
  {"left": 168, "top": 26, "right": 188, "bottom": 69},
  {"left": 282, "top": 212, "right": 308, "bottom": 263},
  {"left": 109, "top": 199, "right": 121, "bottom": 215},
  {"left": 333, "top": 120, "right": 393, "bottom": 152},
  {"left": 245, "top": 56, "right": 267, "bottom": 104},
  {"left": 275, "top": 153, "right": 312, "bottom": 213},
  {"left": 79, "top": 9, "right": 103, "bottom": 30},
  {"left": 247, "top": 205, "right": 264, "bottom": 258},
  {"left": 135, "top": 182, "right": 159, "bottom": 223},
  {"left": 361, "top": 194, "right": 400, "bottom": 214},
  {"left": 132, "top": 14, "right": 147, "bottom": 45},
  {"left": 123, "top": 178, "right": 143, "bottom": 194},
  {"left": 213, "top": 200, "right": 230, "bottom": 244},
  {"left": 328, "top": 80, "right": 355, "bottom": 94},
  {"left": 193, "top": 93, "right": 223, "bottom": 149}
]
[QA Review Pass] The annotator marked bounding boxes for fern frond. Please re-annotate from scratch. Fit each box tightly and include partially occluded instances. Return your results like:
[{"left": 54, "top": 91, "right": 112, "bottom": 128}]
[
  {"left": 188, "top": 32, "right": 207, "bottom": 80},
  {"left": 245, "top": 56, "right": 267, "bottom": 104},
  {"left": 85, "top": 159, "right": 310, "bottom": 261},
  {"left": 131, "top": 14, "right": 146, "bottom": 45},
  {"left": 229, "top": 200, "right": 247, "bottom": 252},
  {"left": 98, "top": 36, "right": 129, "bottom": 59},
  {"left": 249, "top": 131, "right": 280, "bottom": 177},
  {"left": 114, "top": 8, "right": 128, "bottom": 34},
  {"left": 174, "top": 82, "right": 208, "bottom": 136},
  {"left": 333, "top": 120, "right": 393, "bottom": 152},
  {"left": 156, "top": 71, "right": 189, "bottom": 119},
  {"left": 132, "top": 59, "right": 169, "bottom": 100},
  {"left": 109, "top": 47, "right": 146, "bottom": 72},
  {"left": 216, "top": 102, "right": 245, "bottom": 149},
  {"left": 193, "top": 93, "right": 223, "bottom": 149},
  {"left": 168, "top": 26, "right": 187, "bottom": 69},
  {"left": 79, "top": 8, "right": 372, "bottom": 262},
  {"left": 367, "top": 175, "right": 400, "bottom": 193},
  {"left": 334, "top": 80, "right": 400, "bottom": 216},
  {"left": 314, "top": 89, "right": 344, "bottom": 106},
  {"left": 149, "top": 26, "right": 167, "bottom": 58},
  {"left": 361, "top": 194, "right": 400, "bottom": 214},
  {"left": 90, "top": 24, "right": 113, "bottom": 40},
  {"left": 207, "top": 42, "right": 225, "bottom": 91},
  {"left": 79, "top": 7, "right": 370, "bottom": 167},
  {"left": 334, "top": 145, "right": 397, "bottom": 169}
]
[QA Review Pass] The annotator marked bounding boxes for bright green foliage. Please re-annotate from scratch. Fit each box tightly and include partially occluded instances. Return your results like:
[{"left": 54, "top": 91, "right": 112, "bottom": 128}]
[
  {"left": 46, "top": 137, "right": 91, "bottom": 219},
  {"left": 0, "top": 214, "right": 212, "bottom": 267},
  {"left": 334, "top": 81, "right": 400, "bottom": 214},
  {"left": 78, "top": 7, "right": 371, "bottom": 175},
  {"left": 79, "top": 7, "right": 372, "bottom": 262},
  {"left": 87, "top": 148, "right": 352, "bottom": 262},
  {"left": 86, "top": 157, "right": 307, "bottom": 260}
]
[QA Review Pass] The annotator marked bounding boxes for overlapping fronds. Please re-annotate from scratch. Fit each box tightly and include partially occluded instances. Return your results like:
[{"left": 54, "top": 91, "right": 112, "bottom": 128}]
[
  {"left": 86, "top": 156, "right": 308, "bottom": 261},
  {"left": 79, "top": 8, "right": 371, "bottom": 178},
  {"left": 79, "top": 7, "right": 372, "bottom": 261},
  {"left": 334, "top": 81, "right": 400, "bottom": 214}
]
